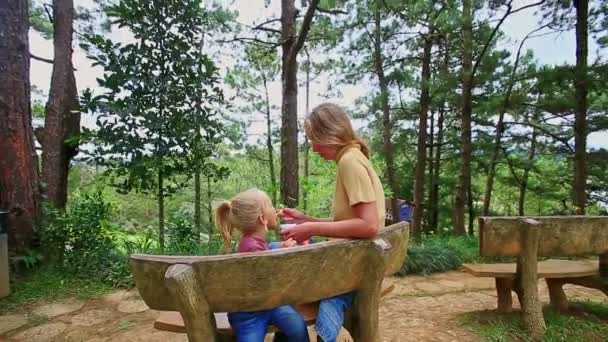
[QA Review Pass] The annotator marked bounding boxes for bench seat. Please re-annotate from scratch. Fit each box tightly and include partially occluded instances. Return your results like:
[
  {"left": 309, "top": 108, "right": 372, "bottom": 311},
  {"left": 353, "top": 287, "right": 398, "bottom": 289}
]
[{"left": 463, "top": 259, "right": 601, "bottom": 312}]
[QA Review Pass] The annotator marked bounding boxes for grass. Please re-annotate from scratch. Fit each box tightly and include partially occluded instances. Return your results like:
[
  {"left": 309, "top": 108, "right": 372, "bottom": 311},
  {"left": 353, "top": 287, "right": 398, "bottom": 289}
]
[
  {"left": 463, "top": 301, "right": 608, "bottom": 342},
  {"left": 0, "top": 266, "right": 112, "bottom": 314}
]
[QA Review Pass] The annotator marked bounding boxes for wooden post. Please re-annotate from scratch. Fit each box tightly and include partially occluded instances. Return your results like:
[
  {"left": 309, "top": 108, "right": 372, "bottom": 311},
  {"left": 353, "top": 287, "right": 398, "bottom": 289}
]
[
  {"left": 495, "top": 278, "right": 513, "bottom": 313},
  {"left": 515, "top": 219, "right": 545, "bottom": 340},
  {"left": 165, "top": 264, "right": 218, "bottom": 342},
  {"left": 600, "top": 253, "right": 608, "bottom": 287},
  {"left": 350, "top": 244, "right": 386, "bottom": 342},
  {"left": 546, "top": 279, "right": 568, "bottom": 311}
]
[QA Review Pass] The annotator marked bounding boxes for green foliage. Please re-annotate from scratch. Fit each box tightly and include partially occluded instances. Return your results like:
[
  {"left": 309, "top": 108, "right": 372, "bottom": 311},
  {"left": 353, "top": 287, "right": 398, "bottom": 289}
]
[
  {"left": 399, "top": 235, "right": 479, "bottom": 275},
  {"left": 464, "top": 304, "right": 608, "bottom": 342},
  {"left": 29, "top": 0, "right": 53, "bottom": 39},
  {"left": 80, "top": 0, "right": 227, "bottom": 196},
  {"left": 40, "top": 191, "right": 128, "bottom": 286}
]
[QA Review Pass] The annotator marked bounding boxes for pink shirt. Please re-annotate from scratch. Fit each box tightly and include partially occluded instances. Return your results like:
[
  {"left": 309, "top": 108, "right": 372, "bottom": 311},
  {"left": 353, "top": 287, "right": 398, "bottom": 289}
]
[{"left": 237, "top": 234, "right": 269, "bottom": 253}]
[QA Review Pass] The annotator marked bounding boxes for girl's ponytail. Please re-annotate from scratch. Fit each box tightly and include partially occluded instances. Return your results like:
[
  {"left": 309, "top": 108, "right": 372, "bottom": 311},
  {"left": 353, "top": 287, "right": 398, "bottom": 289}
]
[{"left": 215, "top": 201, "right": 234, "bottom": 253}]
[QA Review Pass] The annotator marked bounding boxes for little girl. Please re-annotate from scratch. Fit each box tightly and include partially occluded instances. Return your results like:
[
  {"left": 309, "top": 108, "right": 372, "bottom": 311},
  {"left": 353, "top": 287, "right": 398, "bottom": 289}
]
[{"left": 215, "top": 188, "right": 309, "bottom": 342}]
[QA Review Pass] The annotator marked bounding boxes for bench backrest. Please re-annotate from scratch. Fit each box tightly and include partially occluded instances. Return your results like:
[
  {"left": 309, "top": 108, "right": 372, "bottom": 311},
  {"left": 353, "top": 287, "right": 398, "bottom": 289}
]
[
  {"left": 479, "top": 216, "right": 608, "bottom": 257},
  {"left": 130, "top": 222, "right": 409, "bottom": 313}
]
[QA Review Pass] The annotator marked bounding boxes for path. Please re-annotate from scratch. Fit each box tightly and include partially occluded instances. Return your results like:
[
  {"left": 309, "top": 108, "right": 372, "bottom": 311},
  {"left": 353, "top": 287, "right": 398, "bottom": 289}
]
[{"left": 1, "top": 271, "right": 606, "bottom": 341}]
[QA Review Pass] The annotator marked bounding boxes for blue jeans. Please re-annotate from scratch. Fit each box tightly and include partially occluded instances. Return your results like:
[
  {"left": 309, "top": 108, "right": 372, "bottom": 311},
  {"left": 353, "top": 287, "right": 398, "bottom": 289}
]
[
  {"left": 315, "top": 292, "right": 355, "bottom": 342},
  {"left": 228, "top": 305, "right": 309, "bottom": 342}
]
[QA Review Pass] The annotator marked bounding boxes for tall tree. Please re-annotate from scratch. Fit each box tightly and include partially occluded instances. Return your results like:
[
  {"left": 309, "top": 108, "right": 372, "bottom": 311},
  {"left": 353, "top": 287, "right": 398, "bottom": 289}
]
[
  {"left": 573, "top": 0, "right": 588, "bottom": 214},
  {"left": 371, "top": 1, "right": 399, "bottom": 223},
  {"left": 40, "top": 0, "right": 80, "bottom": 209},
  {"left": 82, "top": 0, "right": 225, "bottom": 249},
  {"left": 280, "top": 0, "right": 319, "bottom": 207},
  {"left": 0, "top": 0, "right": 40, "bottom": 251},
  {"left": 454, "top": 0, "right": 473, "bottom": 235}
]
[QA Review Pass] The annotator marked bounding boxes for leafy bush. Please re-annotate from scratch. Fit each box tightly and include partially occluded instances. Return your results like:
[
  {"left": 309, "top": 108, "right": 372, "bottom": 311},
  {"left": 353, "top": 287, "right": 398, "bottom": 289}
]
[
  {"left": 399, "top": 234, "right": 479, "bottom": 276},
  {"left": 40, "top": 191, "right": 130, "bottom": 287}
]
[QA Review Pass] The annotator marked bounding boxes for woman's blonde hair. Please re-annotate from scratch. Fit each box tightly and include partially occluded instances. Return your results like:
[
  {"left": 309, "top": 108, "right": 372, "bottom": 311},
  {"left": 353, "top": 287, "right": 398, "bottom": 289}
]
[
  {"left": 305, "top": 102, "right": 370, "bottom": 159},
  {"left": 214, "top": 188, "right": 272, "bottom": 251}
]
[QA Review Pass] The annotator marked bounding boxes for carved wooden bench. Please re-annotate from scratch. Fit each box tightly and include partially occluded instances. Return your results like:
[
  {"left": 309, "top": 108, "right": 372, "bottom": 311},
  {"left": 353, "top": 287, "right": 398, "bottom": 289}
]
[
  {"left": 129, "top": 222, "right": 409, "bottom": 342},
  {"left": 463, "top": 216, "right": 608, "bottom": 339}
]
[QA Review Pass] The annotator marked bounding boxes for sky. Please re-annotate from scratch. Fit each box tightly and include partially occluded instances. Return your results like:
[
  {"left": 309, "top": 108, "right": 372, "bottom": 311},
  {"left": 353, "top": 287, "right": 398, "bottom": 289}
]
[{"left": 29, "top": 0, "right": 607, "bottom": 149}]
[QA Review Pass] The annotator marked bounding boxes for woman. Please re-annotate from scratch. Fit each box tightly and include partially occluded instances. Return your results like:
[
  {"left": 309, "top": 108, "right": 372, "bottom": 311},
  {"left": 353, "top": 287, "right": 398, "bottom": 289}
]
[{"left": 280, "top": 102, "right": 385, "bottom": 342}]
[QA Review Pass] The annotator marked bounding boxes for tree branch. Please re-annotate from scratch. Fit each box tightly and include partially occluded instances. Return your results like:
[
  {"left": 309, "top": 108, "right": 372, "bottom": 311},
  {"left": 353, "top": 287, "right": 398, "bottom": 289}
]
[
  {"left": 316, "top": 7, "right": 347, "bottom": 15},
  {"left": 288, "top": 0, "right": 320, "bottom": 61},
  {"left": 30, "top": 52, "right": 54, "bottom": 64},
  {"left": 218, "top": 37, "right": 281, "bottom": 48},
  {"left": 472, "top": 0, "right": 545, "bottom": 78}
]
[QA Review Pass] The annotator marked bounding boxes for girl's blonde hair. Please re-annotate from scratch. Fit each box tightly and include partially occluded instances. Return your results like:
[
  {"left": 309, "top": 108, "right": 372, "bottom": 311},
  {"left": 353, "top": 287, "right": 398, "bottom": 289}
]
[
  {"left": 305, "top": 102, "right": 370, "bottom": 159},
  {"left": 214, "top": 188, "right": 272, "bottom": 251}
]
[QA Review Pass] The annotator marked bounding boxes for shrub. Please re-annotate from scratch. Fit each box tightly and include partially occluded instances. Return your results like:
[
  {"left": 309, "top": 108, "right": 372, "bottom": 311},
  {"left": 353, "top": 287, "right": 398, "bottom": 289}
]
[
  {"left": 40, "top": 191, "right": 130, "bottom": 287},
  {"left": 399, "top": 234, "right": 479, "bottom": 276}
]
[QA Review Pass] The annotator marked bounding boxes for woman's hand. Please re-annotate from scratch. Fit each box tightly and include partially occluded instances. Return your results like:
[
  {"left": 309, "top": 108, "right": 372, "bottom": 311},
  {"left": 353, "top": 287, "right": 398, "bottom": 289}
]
[
  {"left": 278, "top": 208, "right": 309, "bottom": 224},
  {"left": 279, "top": 223, "right": 315, "bottom": 243},
  {"left": 281, "top": 238, "right": 298, "bottom": 248}
]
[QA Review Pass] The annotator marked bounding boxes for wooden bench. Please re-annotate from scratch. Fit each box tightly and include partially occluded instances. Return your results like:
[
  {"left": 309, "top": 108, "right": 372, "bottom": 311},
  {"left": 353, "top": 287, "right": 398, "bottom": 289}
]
[
  {"left": 463, "top": 216, "right": 608, "bottom": 340},
  {"left": 129, "top": 222, "right": 409, "bottom": 342}
]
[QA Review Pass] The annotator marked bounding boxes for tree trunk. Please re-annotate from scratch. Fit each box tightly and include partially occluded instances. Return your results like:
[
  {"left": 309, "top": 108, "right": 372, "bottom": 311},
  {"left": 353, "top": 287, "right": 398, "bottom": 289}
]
[
  {"left": 573, "top": 0, "right": 588, "bottom": 214},
  {"left": 206, "top": 175, "right": 213, "bottom": 235},
  {"left": 429, "top": 39, "right": 449, "bottom": 232},
  {"left": 158, "top": 168, "right": 165, "bottom": 250},
  {"left": 262, "top": 74, "right": 277, "bottom": 204},
  {"left": 280, "top": 0, "right": 299, "bottom": 207},
  {"left": 431, "top": 105, "right": 444, "bottom": 232},
  {"left": 194, "top": 169, "right": 201, "bottom": 239},
  {"left": 0, "top": 0, "right": 40, "bottom": 252},
  {"left": 483, "top": 30, "right": 532, "bottom": 216},
  {"left": 280, "top": 0, "right": 317, "bottom": 207},
  {"left": 372, "top": 4, "right": 398, "bottom": 220},
  {"left": 41, "top": 0, "right": 80, "bottom": 210},
  {"left": 468, "top": 182, "right": 475, "bottom": 235},
  {"left": 454, "top": 0, "right": 473, "bottom": 235},
  {"left": 427, "top": 108, "right": 434, "bottom": 231},
  {"left": 413, "top": 35, "right": 432, "bottom": 236},
  {"left": 519, "top": 127, "right": 538, "bottom": 216},
  {"left": 303, "top": 49, "right": 311, "bottom": 211}
]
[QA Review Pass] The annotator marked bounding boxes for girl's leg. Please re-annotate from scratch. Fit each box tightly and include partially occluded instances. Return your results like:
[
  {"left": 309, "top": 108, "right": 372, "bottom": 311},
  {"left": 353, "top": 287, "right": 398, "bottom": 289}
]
[
  {"left": 228, "top": 311, "right": 271, "bottom": 342},
  {"left": 269, "top": 305, "right": 310, "bottom": 342},
  {"left": 315, "top": 292, "right": 355, "bottom": 342}
]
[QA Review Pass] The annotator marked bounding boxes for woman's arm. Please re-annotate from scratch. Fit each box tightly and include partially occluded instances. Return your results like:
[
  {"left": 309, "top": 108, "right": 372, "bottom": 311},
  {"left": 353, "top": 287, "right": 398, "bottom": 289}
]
[
  {"left": 280, "top": 202, "right": 379, "bottom": 242},
  {"left": 279, "top": 208, "right": 333, "bottom": 223}
]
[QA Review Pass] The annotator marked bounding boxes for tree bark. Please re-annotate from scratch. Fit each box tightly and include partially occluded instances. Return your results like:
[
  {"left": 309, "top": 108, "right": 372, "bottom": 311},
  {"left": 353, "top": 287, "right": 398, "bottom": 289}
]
[
  {"left": 413, "top": 35, "right": 432, "bottom": 236},
  {"left": 279, "top": 0, "right": 318, "bottom": 207},
  {"left": 429, "top": 39, "right": 449, "bottom": 232},
  {"left": 0, "top": 0, "right": 40, "bottom": 252},
  {"left": 262, "top": 74, "right": 277, "bottom": 205},
  {"left": 206, "top": 175, "right": 213, "bottom": 235},
  {"left": 372, "top": 4, "right": 399, "bottom": 220},
  {"left": 158, "top": 168, "right": 165, "bottom": 250},
  {"left": 483, "top": 26, "right": 541, "bottom": 216},
  {"left": 454, "top": 0, "right": 473, "bottom": 235},
  {"left": 303, "top": 49, "right": 311, "bottom": 211},
  {"left": 573, "top": 0, "right": 588, "bottom": 214},
  {"left": 519, "top": 126, "right": 538, "bottom": 216},
  {"left": 194, "top": 170, "right": 201, "bottom": 239},
  {"left": 41, "top": 0, "right": 80, "bottom": 210}
]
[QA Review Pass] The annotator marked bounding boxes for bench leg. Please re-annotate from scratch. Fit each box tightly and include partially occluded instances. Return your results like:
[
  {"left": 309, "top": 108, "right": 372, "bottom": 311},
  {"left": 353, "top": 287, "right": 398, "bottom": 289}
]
[
  {"left": 546, "top": 279, "right": 568, "bottom": 311},
  {"left": 495, "top": 278, "right": 513, "bottom": 313},
  {"left": 350, "top": 276, "right": 383, "bottom": 342},
  {"left": 165, "top": 264, "right": 220, "bottom": 342}
]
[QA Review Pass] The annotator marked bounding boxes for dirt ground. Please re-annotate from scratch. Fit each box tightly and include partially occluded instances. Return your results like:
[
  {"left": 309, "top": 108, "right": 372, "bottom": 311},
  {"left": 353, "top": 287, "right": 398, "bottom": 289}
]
[{"left": 1, "top": 270, "right": 606, "bottom": 342}]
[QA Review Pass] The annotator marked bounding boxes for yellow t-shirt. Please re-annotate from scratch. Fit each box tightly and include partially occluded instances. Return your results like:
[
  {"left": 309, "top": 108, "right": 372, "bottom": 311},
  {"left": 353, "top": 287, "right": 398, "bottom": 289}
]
[{"left": 332, "top": 145, "right": 385, "bottom": 228}]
